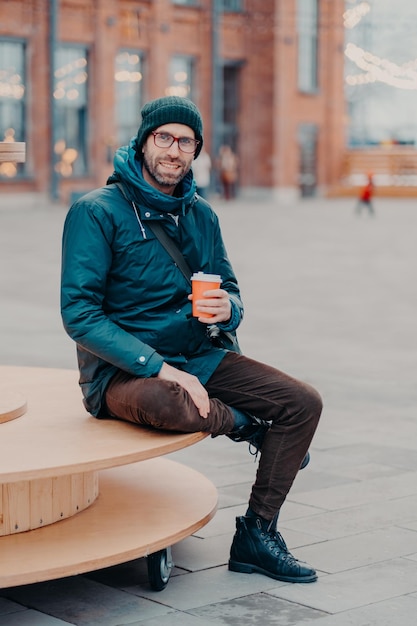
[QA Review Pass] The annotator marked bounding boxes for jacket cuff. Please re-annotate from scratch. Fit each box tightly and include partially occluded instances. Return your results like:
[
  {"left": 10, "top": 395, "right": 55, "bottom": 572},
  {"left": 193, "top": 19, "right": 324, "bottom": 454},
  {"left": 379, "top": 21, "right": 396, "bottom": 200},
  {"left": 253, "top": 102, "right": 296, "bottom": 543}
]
[
  {"left": 217, "top": 295, "right": 243, "bottom": 332},
  {"left": 134, "top": 350, "right": 164, "bottom": 377}
]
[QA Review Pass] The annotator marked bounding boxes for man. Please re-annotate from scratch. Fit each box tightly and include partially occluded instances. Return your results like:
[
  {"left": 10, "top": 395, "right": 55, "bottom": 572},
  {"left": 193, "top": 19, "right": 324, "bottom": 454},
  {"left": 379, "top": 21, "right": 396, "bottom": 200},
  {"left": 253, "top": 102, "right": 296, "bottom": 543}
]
[{"left": 61, "top": 96, "right": 322, "bottom": 583}]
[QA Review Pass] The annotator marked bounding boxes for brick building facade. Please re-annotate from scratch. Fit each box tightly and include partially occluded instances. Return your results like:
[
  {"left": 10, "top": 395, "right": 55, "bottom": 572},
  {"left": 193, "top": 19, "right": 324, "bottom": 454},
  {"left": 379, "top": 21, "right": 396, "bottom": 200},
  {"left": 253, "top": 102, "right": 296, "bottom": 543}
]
[{"left": 0, "top": 0, "right": 346, "bottom": 202}]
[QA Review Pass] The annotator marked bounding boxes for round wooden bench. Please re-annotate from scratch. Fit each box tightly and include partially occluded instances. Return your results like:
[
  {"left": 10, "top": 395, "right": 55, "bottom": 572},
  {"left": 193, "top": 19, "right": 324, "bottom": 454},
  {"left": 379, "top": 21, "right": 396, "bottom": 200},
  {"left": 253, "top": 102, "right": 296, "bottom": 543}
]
[{"left": 0, "top": 365, "right": 217, "bottom": 588}]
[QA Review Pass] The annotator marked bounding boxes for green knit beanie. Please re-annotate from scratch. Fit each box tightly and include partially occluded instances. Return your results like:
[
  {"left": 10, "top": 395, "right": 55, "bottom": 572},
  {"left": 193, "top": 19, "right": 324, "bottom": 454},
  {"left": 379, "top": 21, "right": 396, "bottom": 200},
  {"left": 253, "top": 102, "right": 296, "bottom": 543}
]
[{"left": 135, "top": 96, "right": 203, "bottom": 158}]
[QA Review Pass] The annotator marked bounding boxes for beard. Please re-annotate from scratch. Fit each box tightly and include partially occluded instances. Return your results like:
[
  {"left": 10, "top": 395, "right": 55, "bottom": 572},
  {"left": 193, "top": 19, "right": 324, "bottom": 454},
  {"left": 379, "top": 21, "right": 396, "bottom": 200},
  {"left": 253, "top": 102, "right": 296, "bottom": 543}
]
[{"left": 142, "top": 148, "right": 192, "bottom": 189}]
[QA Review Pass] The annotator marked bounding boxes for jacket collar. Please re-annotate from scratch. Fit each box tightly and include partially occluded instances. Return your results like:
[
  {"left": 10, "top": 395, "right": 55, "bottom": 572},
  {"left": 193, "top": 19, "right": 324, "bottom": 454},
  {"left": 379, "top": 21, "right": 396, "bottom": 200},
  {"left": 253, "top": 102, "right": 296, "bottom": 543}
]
[{"left": 108, "top": 140, "right": 197, "bottom": 218}]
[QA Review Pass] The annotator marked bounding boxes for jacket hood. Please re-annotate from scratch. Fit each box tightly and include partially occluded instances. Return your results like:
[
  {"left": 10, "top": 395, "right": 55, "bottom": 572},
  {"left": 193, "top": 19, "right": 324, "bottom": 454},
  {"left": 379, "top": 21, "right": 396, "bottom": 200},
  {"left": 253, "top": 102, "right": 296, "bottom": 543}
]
[{"left": 107, "top": 139, "right": 197, "bottom": 216}]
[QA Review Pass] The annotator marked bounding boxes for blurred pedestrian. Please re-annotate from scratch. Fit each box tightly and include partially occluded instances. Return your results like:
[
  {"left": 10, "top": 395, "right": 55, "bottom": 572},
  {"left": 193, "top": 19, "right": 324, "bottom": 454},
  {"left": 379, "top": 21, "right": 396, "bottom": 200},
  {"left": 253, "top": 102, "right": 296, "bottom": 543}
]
[
  {"left": 218, "top": 144, "right": 238, "bottom": 200},
  {"left": 192, "top": 147, "right": 212, "bottom": 200},
  {"left": 356, "top": 173, "right": 375, "bottom": 216}
]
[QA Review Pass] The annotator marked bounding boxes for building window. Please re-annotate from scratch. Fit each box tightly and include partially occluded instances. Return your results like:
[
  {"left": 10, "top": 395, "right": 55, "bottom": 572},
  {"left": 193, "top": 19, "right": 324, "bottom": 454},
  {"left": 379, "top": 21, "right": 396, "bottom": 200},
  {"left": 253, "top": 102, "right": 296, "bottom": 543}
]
[
  {"left": 172, "top": 0, "right": 198, "bottom": 5},
  {"left": 53, "top": 46, "right": 88, "bottom": 177},
  {"left": 297, "top": 0, "right": 318, "bottom": 93},
  {"left": 222, "top": 0, "right": 243, "bottom": 11},
  {"left": 115, "top": 50, "right": 144, "bottom": 147},
  {"left": 172, "top": 1, "right": 243, "bottom": 11},
  {"left": 166, "top": 56, "right": 194, "bottom": 99},
  {"left": 298, "top": 123, "right": 318, "bottom": 197},
  {"left": 0, "top": 39, "right": 26, "bottom": 179},
  {"left": 223, "top": 64, "right": 240, "bottom": 150}
]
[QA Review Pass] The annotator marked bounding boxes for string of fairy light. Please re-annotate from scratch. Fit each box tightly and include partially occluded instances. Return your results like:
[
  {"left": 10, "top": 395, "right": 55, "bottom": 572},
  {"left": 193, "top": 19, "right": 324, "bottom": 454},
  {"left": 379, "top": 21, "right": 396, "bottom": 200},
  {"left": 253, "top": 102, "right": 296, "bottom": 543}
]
[{"left": 344, "top": 1, "right": 417, "bottom": 90}]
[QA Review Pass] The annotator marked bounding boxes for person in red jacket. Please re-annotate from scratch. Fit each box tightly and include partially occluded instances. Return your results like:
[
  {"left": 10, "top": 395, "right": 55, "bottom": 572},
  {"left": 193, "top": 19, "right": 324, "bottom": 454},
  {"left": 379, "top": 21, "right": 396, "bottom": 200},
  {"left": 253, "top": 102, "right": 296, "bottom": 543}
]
[{"left": 356, "top": 173, "right": 375, "bottom": 215}]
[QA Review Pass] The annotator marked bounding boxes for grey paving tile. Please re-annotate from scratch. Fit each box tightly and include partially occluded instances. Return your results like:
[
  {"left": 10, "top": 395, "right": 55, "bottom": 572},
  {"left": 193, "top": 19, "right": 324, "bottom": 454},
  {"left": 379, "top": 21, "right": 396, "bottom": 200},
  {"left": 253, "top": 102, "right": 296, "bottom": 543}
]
[
  {"left": 3, "top": 577, "right": 171, "bottom": 626},
  {"left": 218, "top": 482, "right": 254, "bottom": 506},
  {"left": 311, "top": 443, "right": 417, "bottom": 474},
  {"left": 0, "top": 609, "right": 70, "bottom": 625},
  {"left": 0, "top": 598, "right": 26, "bottom": 616},
  {"left": 310, "top": 429, "right": 361, "bottom": 452},
  {"left": 281, "top": 493, "right": 417, "bottom": 541},
  {"left": 199, "top": 460, "right": 257, "bottom": 489},
  {"left": 169, "top": 435, "right": 251, "bottom": 477},
  {"left": 269, "top": 557, "right": 417, "bottom": 613},
  {"left": 289, "top": 470, "right": 358, "bottom": 494},
  {"left": 215, "top": 462, "right": 259, "bottom": 486},
  {"left": 293, "top": 471, "right": 417, "bottom": 512},
  {"left": 171, "top": 533, "right": 233, "bottom": 571},
  {"left": 278, "top": 499, "right": 324, "bottom": 523},
  {"left": 400, "top": 518, "right": 417, "bottom": 533},
  {"left": 216, "top": 491, "right": 247, "bottom": 509},
  {"left": 294, "top": 596, "right": 417, "bottom": 626},
  {"left": 193, "top": 505, "right": 242, "bottom": 539},
  {"left": 296, "top": 526, "right": 417, "bottom": 574},
  {"left": 189, "top": 592, "right": 328, "bottom": 625},
  {"left": 124, "top": 611, "right": 225, "bottom": 625},
  {"left": 314, "top": 461, "right": 404, "bottom": 483},
  {"left": 125, "top": 565, "right": 283, "bottom": 611}
]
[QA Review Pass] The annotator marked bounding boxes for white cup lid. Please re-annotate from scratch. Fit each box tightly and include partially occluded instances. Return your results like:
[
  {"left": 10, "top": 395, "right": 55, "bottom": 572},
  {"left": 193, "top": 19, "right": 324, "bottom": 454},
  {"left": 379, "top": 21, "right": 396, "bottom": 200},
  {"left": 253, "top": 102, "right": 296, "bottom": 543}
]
[{"left": 191, "top": 272, "right": 222, "bottom": 283}]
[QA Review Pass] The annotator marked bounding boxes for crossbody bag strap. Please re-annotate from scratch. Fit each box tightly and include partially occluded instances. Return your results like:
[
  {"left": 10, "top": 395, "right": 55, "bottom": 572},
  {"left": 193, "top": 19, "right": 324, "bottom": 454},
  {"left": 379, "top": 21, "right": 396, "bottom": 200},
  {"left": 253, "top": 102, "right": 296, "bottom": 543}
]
[
  {"left": 114, "top": 181, "right": 192, "bottom": 284},
  {"left": 115, "top": 181, "right": 240, "bottom": 352},
  {"left": 145, "top": 219, "right": 192, "bottom": 285}
]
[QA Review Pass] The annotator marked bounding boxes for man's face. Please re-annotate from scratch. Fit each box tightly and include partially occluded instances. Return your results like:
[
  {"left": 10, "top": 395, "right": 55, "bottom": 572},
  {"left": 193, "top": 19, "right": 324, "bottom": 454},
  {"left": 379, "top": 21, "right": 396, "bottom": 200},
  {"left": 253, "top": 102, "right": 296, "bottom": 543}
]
[{"left": 141, "top": 123, "right": 196, "bottom": 195}]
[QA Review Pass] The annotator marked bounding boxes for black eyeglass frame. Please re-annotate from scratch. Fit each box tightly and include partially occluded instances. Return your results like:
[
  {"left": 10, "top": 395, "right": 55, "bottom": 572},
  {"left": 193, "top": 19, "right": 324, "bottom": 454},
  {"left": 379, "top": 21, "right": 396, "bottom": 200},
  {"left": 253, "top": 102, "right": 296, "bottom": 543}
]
[{"left": 151, "top": 131, "right": 200, "bottom": 154}]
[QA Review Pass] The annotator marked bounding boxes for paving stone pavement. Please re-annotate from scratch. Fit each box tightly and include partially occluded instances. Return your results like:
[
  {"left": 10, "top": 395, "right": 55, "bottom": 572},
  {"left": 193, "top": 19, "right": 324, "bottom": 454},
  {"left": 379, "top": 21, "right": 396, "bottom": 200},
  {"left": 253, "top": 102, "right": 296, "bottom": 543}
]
[{"left": 0, "top": 191, "right": 417, "bottom": 625}]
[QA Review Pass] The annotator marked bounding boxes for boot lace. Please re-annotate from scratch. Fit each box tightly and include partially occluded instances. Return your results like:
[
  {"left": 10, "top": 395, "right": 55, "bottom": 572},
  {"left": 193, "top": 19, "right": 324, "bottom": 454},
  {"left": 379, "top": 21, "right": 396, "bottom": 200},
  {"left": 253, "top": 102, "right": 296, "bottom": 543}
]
[
  {"left": 228, "top": 418, "right": 270, "bottom": 460},
  {"left": 261, "top": 529, "right": 299, "bottom": 565}
]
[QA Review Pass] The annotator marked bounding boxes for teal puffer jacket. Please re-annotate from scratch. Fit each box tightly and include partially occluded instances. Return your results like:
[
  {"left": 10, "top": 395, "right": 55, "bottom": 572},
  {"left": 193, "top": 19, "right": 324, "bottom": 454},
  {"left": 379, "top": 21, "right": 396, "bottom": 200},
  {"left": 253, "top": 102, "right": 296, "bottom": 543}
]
[{"left": 61, "top": 140, "right": 243, "bottom": 416}]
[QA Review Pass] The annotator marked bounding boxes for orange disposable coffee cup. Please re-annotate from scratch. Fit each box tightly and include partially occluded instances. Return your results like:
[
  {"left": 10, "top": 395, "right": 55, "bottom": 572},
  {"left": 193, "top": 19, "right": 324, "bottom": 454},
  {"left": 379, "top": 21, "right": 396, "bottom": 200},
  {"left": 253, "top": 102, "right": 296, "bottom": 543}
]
[{"left": 191, "top": 272, "right": 222, "bottom": 317}]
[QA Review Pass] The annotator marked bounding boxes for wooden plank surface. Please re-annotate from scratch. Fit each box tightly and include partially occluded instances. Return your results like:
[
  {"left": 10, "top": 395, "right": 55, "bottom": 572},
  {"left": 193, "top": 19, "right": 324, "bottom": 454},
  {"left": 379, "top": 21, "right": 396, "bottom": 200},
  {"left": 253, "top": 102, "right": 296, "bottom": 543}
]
[
  {"left": 0, "top": 458, "right": 218, "bottom": 588},
  {"left": 0, "top": 471, "right": 99, "bottom": 537},
  {"left": 0, "top": 366, "right": 208, "bottom": 482}
]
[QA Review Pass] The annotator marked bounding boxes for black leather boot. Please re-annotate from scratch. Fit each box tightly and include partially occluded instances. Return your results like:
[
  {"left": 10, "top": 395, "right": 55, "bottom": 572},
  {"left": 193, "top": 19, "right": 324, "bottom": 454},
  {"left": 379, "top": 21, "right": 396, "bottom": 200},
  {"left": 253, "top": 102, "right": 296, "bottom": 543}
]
[
  {"left": 226, "top": 415, "right": 270, "bottom": 455},
  {"left": 229, "top": 515, "right": 317, "bottom": 583},
  {"left": 226, "top": 416, "right": 311, "bottom": 469}
]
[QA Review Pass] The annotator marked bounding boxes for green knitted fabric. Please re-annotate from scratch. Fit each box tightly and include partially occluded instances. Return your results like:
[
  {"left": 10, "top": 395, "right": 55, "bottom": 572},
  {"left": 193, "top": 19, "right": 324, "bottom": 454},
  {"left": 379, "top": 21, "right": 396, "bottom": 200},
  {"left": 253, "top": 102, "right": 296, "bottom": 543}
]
[{"left": 135, "top": 96, "right": 203, "bottom": 158}]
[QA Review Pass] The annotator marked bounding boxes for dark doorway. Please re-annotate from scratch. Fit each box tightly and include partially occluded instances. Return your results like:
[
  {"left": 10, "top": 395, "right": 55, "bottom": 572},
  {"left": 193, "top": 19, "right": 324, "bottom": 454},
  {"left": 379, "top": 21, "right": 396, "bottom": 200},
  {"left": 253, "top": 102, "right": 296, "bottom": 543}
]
[{"left": 298, "top": 123, "right": 318, "bottom": 197}]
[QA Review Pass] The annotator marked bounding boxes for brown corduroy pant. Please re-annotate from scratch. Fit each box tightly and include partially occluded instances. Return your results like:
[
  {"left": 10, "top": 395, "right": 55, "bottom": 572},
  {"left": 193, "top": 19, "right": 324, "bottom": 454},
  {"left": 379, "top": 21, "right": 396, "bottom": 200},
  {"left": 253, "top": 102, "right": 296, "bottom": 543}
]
[{"left": 105, "top": 351, "right": 322, "bottom": 521}]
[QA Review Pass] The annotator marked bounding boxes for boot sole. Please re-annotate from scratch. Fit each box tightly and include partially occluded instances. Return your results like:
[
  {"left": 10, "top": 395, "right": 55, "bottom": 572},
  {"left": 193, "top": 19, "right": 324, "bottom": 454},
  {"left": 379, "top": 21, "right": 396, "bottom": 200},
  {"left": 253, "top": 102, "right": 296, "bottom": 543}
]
[{"left": 228, "top": 559, "right": 317, "bottom": 583}]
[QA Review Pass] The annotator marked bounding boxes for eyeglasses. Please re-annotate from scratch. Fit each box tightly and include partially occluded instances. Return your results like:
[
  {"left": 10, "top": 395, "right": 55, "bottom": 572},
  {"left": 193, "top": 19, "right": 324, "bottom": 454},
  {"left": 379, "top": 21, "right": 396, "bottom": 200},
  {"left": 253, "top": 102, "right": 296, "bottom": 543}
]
[{"left": 152, "top": 132, "right": 199, "bottom": 154}]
